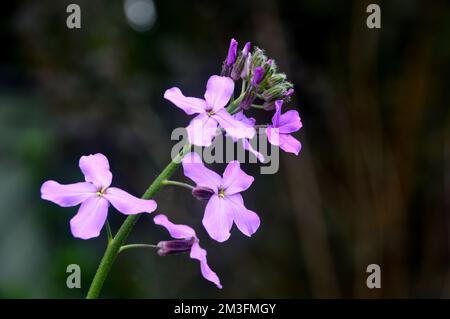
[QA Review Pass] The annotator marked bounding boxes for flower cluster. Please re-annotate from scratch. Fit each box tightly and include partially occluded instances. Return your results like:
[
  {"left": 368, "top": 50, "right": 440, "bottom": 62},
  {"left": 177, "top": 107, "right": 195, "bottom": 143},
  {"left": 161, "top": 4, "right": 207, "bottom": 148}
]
[{"left": 40, "top": 38, "right": 302, "bottom": 292}]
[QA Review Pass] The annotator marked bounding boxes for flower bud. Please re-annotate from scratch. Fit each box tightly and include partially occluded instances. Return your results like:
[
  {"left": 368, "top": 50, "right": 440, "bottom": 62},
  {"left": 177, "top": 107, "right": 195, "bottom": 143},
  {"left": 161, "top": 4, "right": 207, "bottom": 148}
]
[
  {"left": 157, "top": 238, "right": 195, "bottom": 256},
  {"left": 240, "top": 52, "right": 252, "bottom": 80},
  {"left": 261, "top": 82, "right": 294, "bottom": 101},
  {"left": 267, "top": 73, "right": 287, "bottom": 87},
  {"left": 240, "top": 90, "right": 256, "bottom": 110},
  {"left": 251, "top": 66, "right": 265, "bottom": 86},
  {"left": 251, "top": 47, "right": 267, "bottom": 69},
  {"left": 242, "top": 42, "right": 251, "bottom": 56},
  {"left": 192, "top": 186, "right": 215, "bottom": 201},
  {"left": 225, "top": 38, "right": 238, "bottom": 66},
  {"left": 231, "top": 44, "right": 252, "bottom": 81}
]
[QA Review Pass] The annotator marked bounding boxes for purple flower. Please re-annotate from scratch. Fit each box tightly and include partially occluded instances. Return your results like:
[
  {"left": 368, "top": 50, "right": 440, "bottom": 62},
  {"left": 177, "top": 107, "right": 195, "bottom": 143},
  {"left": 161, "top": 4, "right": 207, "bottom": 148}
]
[
  {"left": 40, "top": 153, "right": 157, "bottom": 239},
  {"left": 266, "top": 100, "right": 302, "bottom": 155},
  {"left": 153, "top": 214, "right": 222, "bottom": 289},
  {"left": 164, "top": 75, "right": 255, "bottom": 146},
  {"left": 231, "top": 112, "right": 264, "bottom": 162},
  {"left": 182, "top": 152, "right": 260, "bottom": 242},
  {"left": 225, "top": 38, "right": 238, "bottom": 66}
]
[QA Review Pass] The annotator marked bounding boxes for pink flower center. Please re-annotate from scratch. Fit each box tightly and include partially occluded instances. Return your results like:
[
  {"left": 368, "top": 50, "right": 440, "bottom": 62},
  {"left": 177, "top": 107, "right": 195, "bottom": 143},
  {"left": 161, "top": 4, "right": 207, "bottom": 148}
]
[{"left": 218, "top": 188, "right": 225, "bottom": 198}]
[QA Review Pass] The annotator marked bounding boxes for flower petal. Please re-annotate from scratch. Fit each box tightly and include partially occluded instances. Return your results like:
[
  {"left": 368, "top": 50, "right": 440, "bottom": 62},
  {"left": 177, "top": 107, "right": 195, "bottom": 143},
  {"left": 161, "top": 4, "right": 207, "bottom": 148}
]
[
  {"left": 227, "top": 193, "right": 260, "bottom": 237},
  {"left": 204, "top": 75, "right": 234, "bottom": 111},
  {"left": 41, "top": 180, "right": 97, "bottom": 207},
  {"left": 271, "top": 100, "right": 284, "bottom": 127},
  {"left": 213, "top": 109, "right": 255, "bottom": 140},
  {"left": 278, "top": 110, "right": 302, "bottom": 134},
  {"left": 182, "top": 152, "right": 221, "bottom": 192},
  {"left": 70, "top": 196, "right": 109, "bottom": 239},
  {"left": 186, "top": 113, "right": 219, "bottom": 147},
  {"left": 222, "top": 161, "right": 254, "bottom": 195},
  {"left": 203, "top": 195, "right": 233, "bottom": 242},
  {"left": 79, "top": 153, "right": 113, "bottom": 189},
  {"left": 153, "top": 214, "right": 196, "bottom": 239},
  {"left": 278, "top": 133, "right": 302, "bottom": 155},
  {"left": 190, "top": 242, "right": 222, "bottom": 289},
  {"left": 104, "top": 187, "right": 157, "bottom": 215},
  {"left": 266, "top": 127, "right": 280, "bottom": 146},
  {"left": 242, "top": 139, "right": 265, "bottom": 162},
  {"left": 233, "top": 111, "right": 256, "bottom": 126},
  {"left": 164, "top": 87, "right": 207, "bottom": 115}
]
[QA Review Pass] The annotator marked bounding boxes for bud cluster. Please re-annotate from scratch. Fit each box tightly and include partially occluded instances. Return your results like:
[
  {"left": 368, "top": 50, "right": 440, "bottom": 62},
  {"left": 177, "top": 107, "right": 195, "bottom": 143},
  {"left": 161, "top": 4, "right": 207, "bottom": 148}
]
[{"left": 222, "top": 39, "right": 294, "bottom": 112}]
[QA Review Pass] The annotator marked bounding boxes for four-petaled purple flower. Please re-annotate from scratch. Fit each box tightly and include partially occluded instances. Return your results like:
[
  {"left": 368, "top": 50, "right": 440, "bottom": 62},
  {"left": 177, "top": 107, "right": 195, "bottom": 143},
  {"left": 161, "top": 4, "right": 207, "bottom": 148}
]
[
  {"left": 164, "top": 75, "right": 255, "bottom": 146},
  {"left": 266, "top": 100, "right": 302, "bottom": 155},
  {"left": 153, "top": 214, "right": 222, "bottom": 289},
  {"left": 40, "top": 153, "right": 157, "bottom": 239},
  {"left": 182, "top": 152, "right": 260, "bottom": 242}
]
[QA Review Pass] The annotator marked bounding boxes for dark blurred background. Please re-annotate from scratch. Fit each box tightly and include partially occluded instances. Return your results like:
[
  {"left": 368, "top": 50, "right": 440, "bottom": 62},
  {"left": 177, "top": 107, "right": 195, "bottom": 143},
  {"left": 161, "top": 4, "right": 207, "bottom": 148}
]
[{"left": 0, "top": 0, "right": 449, "bottom": 298}]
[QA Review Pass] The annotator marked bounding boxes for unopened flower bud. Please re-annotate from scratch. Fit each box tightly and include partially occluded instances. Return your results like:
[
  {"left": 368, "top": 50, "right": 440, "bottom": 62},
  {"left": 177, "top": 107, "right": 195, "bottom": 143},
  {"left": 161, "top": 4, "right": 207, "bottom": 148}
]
[
  {"left": 226, "top": 38, "right": 238, "bottom": 66},
  {"left": 251, "top": 48, "right": 267, "bottom": 69},
  {"left": 240, "top": 90, "right": 256, "bottom": 110},
  {"left": 221, "top": 39, "right": 238, "bottom": 77},
  {"left": 261, "top": 82, "right": 294, "bottom": 102},
  {"left": 267, "top": 73, "right": 287, "bottom": 87},
  {"left": 240, "top": 52, "right": 252, "bottom": 80},
  {"left": 192, "top": 186, "right": 215, "bottom": 201},
  {"left": 157, "top": 238, "right": 195, "bottom": 256},
  {"left": 231, "top": 46, "right": 252, "bottom": 81},
  {"left": 263, "top": 101, "right": 276, "bottom": 111},
  {"left": 242, "top": 42, "right": 251, "bottom": 56},
  {"left": 251, "top": 66, "right": 265, "bottom": 86}
]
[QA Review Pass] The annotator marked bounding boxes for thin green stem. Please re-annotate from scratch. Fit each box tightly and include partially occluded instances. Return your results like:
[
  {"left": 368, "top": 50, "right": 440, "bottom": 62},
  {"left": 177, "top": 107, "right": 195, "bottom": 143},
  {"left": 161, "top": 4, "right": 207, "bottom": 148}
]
[
  {"left": 162, "top": 179, "right": 195, "bottom": 190},
  {"left": 119, "top": 244, "right": 158, "bottom": 254},
  {"left": 251, "top": 104, "right": 265, "bottom": 109},
  {"left": 86, "top": 143, "right": 192, "bottom": 299},
  {"left": 105, "top": 220, "right": 113, "bottom": 244}
]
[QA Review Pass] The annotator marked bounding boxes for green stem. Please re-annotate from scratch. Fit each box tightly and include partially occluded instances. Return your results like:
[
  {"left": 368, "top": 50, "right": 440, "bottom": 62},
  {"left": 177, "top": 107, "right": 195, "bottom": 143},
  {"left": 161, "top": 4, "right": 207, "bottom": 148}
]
[
  {"left": 85, "top": 143, "right": 192, "bottom": 299},
  {"left": 105, "top": 220, "right": 113, "bottom": 244},
  {"left": 162, "top": 179, "right": 195, "bottom": 190},
  {"left": 119, "top": 244, "right": 158, "bottom": 254}
]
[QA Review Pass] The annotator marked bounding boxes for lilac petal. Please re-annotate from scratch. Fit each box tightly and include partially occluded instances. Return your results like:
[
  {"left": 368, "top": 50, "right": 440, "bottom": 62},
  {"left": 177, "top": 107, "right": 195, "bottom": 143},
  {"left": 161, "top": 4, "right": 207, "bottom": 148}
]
[
  {"left": 164, "top": 87, "right": 207, "bottom": 115},
  {"left": 203, "top": 195, "right": 233, "bottom": 242},
  {"left": 41, "top": 180, "right": 97, "bottom": 207},
  {"left": 278, "top": 133, "right": 302, "bottom": 155},
  {"left": 222, "top": 161, "right": 254, "bottom": 195},
  {"left": 234, "top": 111, "right": 256, "bottom": 126},
  {"left": 204, "top": 76, "right": 234, "bottom": 111},
  {"left": 271, "top": 100, "right": 284, "bottom": 127},
  {"left": 104, "top": 187, "right": 157, "bottom": 215},
  {"left": 153, "top": 214, "right": 196, "bottom": 239},
  {"left": 186, "top": 113, "right": 219, "bottom": 147},
  {"left": 242, "top": 139, "right": 265, "bottom": 162},
  {"left": 278, "top": 110, "right": 302, "bottom": 134},
  {"left": 190, "top": 242, "right": 222, "bottom": 289},
  {"left": 227, "top": 193, "right": 260, "bottom": 237},
  {"left": 213, "top": 109, "right": 255, "bottom": 140},
  {"left": 70, "top": 195, "right": 109, "bottom": 239},
  {"left": 266, "top": 127, "right": 281, "bottom": 146},
  {"left": 79, "top": 153, "right": 113, "bottom": 189},
  {"left": 182, "top": 152, "right": 221, "bottom": 192}
]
